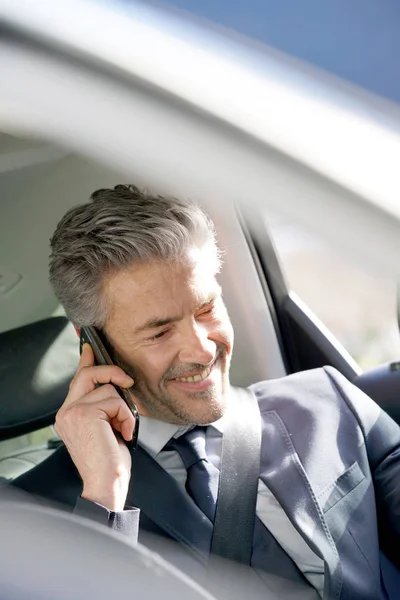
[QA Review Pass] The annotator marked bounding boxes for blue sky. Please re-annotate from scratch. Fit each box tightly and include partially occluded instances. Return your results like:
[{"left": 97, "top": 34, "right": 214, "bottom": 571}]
[{"left": 164, "top": 0, "right": 400, "bottom": 104}]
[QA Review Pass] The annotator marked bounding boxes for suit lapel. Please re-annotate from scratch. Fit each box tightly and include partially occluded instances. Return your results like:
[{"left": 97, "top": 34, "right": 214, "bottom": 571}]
[
  {"left": 128, "top": 446, "right": 213, "bottom": 565},
  {"left": 259, "top": 410, "right": 343, "bottom": 600}
]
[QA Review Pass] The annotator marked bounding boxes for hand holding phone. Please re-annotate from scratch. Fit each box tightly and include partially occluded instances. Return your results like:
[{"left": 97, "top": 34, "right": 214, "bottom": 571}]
[
  {"left": 79, "top": 326, "right": 140, "bottom": 451},
  {"left": 54, "top": 331, "right": 139, "bottom": 511}
]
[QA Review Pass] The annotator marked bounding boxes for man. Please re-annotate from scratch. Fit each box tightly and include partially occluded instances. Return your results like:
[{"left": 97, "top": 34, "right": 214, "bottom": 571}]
[{"left": 13, "top": 185, "right": 400, "bottom": 599}]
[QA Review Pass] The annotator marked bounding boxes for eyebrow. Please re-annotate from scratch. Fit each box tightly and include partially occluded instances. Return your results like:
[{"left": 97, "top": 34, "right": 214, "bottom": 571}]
[
  {"left": 135, "top": 316, "right": 180, "bottom": 334},
  {"left": 134, "top": 290, "right": 221, "bottom": 335}
]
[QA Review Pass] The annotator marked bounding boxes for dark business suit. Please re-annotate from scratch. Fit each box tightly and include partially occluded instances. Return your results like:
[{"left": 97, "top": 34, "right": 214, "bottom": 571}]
[{"left": 11, "top": 367, "right": 400, "bottom": 599}]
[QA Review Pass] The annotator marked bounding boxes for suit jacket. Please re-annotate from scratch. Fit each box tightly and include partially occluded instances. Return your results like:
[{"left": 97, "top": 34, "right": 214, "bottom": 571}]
[{"left": 11, "top": 367, "right": 400, "bottom": 599}]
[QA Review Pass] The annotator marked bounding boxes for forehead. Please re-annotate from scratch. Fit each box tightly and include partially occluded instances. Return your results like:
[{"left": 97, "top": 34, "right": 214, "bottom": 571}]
[{"left": 104, "top": 254, "right": 220, "bottom": 326}]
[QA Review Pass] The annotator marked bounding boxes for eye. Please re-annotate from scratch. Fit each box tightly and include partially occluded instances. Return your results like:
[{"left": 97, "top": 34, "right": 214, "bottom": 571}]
[
  {"left": 148, "top": 329, "right": 168, "bottom": 341},
  {"left": 199, "top": 304, "right": 215, "bottom": 316},
  {"left": 196, "top": 308, "right": 214, "bottom": 321}
]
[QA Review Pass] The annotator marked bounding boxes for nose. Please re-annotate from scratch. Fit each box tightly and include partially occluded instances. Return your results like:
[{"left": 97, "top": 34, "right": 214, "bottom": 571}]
[{"left": 178, "top": 322, "right": 216, "bottom": 365}]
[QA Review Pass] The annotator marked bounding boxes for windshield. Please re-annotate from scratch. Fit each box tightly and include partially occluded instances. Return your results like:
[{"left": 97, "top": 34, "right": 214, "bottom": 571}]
[{"left": 161, "top": 0, "right": 400, "bottom": 103}]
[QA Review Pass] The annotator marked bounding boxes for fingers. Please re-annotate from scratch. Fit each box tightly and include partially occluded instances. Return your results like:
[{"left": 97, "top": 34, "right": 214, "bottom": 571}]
[
  {"left": 68, "top": 360, "right": 134, "bottom": 403},
  {"left": 92, "top": 388, "right": 136, "bottom": 442},
  {"left": 79, "top": 342, "right": 95, "bottom": 368},
  {"left": 56, "top": 387, "right": 136, "bottom": 442},
  {"left": 96, "top": 396, "right": 136, "bottom": 441},
  {"left": 109, "top": 407, "right": 136, "bottom": 442}
]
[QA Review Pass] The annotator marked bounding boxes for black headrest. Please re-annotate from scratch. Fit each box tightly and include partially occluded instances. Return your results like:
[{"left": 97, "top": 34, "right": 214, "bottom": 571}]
[{"left": 0, "top": 317, "right": 79, "bottom": 440}]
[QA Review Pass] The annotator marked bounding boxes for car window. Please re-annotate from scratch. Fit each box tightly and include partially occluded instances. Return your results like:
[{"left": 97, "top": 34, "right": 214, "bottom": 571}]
[{"left": 267, "top": 215, "right": 400, "bottom": 370}]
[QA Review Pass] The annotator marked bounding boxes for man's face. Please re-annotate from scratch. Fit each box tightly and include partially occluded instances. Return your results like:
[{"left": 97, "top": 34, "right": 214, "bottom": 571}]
[{"left": 103, "top": 249, "right": 234, "bottom": 425}]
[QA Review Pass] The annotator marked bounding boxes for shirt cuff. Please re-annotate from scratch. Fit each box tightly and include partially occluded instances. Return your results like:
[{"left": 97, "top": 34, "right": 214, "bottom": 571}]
[{"left": 74, "top": 496, "right": 140, "bottom": 541}]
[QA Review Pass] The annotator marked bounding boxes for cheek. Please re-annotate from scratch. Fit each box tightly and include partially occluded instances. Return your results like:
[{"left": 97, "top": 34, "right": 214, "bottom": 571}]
[{"left": 136, "top": 348, "right": 172, "bottom": 384}]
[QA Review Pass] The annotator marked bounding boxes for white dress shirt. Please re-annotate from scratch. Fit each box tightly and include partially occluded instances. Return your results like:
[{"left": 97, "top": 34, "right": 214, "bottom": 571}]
[{"left": 138, "top": 415, "right": 325, "bottom": 598}]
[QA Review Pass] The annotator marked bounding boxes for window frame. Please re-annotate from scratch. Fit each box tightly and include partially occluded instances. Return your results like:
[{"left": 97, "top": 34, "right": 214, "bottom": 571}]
[{"left": 241, "top": 206, "right": 362, "bottom": 381}]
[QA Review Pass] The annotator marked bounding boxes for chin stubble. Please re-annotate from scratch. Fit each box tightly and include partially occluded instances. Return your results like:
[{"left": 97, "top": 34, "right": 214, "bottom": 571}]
[
  {"left": 113, "top": 348, "right": 228, "bottom": 424},
  {"left": 134, "top": 376, "right": 224, "bottom": 425}
]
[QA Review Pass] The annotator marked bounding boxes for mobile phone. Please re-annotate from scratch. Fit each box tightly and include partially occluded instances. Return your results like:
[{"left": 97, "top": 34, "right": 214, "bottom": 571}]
[{"left": 80, "top": 326, "right": 140, "bottom": 451}]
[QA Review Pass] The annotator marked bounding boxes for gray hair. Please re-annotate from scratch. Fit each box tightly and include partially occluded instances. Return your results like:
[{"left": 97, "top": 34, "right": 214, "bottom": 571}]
[{"left": 49, "top": 184, "right": 221, "bottom": 327}]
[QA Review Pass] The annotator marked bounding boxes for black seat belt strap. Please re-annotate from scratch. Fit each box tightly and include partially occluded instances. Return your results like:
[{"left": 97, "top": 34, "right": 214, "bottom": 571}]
[{"left": 210, "top": 386, "right": 261, "bottom": 565}]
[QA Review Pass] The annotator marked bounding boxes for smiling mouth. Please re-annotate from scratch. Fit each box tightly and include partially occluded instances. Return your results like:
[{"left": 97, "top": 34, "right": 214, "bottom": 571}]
[{"left": 172, "top": 364, "right": 213, "bottom": 383}]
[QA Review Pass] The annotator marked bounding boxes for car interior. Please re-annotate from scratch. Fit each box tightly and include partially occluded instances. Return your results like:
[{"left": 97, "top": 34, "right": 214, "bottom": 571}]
[
  {"left": 1, "top": 2, "right": 400, "bottom": 598},
  {"left": 1, "top": 130, "right": 400, "bottom": 487},
  {"left": 0, "top": 130, "right": 287, "bottom": 477}
]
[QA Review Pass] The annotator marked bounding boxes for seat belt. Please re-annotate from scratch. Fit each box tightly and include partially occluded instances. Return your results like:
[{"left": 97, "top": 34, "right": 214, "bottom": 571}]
[{"left": 210, "top": 386, "right": 262, "bottom": 565}]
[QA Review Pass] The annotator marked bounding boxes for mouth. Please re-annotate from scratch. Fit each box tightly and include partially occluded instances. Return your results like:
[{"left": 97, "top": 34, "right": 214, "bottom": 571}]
[
  {"left": 173, "top": 364, "right": 212, "bottom": 383},
  {"left": 168, "top": 360, "right": 219, "bottom": 391}
]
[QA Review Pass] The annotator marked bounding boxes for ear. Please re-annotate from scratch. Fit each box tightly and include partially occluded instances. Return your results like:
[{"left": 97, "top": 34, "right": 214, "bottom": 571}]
[{"left": 74, "top": 326, "right": 81, "bottom": 338}]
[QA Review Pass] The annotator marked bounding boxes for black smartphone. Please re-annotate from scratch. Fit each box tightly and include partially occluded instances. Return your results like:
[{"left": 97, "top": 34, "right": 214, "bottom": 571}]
[{"left": 80, "top": 326, "right": 140, "bottom": 451}]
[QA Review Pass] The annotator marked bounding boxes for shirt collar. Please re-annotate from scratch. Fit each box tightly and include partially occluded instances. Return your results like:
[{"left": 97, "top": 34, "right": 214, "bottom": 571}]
[{"left": 138, "top": 413, "right": 225, "bottom": 458}]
